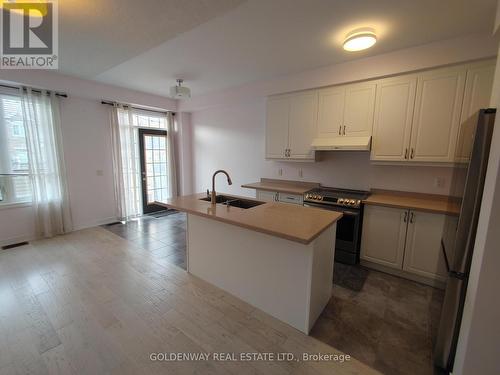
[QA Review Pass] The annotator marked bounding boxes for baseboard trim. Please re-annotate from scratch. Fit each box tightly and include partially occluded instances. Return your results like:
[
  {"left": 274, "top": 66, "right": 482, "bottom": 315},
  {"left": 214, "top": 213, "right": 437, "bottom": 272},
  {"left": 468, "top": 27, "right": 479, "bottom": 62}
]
[
  {"left": 72, "top": 217, "right": 119, "bottom": 231},
  {"left": 360, "top": 260, "right": 446, "bottom": 289}
]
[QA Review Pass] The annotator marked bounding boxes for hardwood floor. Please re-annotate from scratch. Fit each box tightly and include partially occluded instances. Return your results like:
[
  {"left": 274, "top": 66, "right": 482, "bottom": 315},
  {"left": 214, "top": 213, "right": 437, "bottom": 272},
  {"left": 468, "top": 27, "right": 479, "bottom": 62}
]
[{"left": 0, "top": 226, "right": 379, "bottom": 375}]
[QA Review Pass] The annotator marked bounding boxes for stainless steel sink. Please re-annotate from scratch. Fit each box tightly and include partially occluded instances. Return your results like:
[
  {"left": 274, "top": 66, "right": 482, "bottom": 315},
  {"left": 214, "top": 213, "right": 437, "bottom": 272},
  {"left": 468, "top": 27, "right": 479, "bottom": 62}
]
[{"left": 199, "top": 195, "right": 265, "bottom": 209}]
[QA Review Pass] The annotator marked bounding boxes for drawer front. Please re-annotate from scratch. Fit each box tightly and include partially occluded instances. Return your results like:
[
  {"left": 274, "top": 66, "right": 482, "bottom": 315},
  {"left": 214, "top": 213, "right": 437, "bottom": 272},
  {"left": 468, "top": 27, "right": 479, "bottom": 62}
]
[{"left": 278, "top": 193, "right": 303, "bottom": 205}]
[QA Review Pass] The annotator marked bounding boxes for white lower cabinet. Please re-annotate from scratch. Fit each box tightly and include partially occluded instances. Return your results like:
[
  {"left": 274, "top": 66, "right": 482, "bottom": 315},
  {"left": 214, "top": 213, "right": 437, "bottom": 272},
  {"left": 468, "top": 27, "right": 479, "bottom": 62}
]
[
  {"left": 278, "top": 192, "right": 303, "bottom": 205},
  {"left": 256, "top": 190, "right": 303, "bottom": 205},
  {"left": 256, "top": 190, "right": 279, "bottom": 202},
  {"left": 360, "top": 205, "right": 407, "bottom": 269},
  {"left": 403, "top": 210, "right": 448, "bottom": 281},
  {"left": 361, "top": 205, "right": 451, "bottom": 284}
]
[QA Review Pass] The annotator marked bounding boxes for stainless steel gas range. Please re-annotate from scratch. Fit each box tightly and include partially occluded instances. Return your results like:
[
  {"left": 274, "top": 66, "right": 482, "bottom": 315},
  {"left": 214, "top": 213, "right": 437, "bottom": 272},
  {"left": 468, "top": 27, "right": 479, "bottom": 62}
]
[{"left": 304, "top": 187, "right": 370, "bottom": 264}]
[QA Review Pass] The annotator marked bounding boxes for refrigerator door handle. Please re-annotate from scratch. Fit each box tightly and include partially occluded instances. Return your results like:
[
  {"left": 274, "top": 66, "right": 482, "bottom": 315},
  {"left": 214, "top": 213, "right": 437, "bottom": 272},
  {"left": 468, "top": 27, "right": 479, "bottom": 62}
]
[{"left": 441, "top": 239, "right": 467, "bottom": 280}]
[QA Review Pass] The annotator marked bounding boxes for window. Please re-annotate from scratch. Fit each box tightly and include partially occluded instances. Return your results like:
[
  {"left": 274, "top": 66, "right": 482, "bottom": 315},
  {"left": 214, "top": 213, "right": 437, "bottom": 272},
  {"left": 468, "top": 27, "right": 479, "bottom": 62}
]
[{"left": 0, "top": 93, "right": 32, "bottom": 204}]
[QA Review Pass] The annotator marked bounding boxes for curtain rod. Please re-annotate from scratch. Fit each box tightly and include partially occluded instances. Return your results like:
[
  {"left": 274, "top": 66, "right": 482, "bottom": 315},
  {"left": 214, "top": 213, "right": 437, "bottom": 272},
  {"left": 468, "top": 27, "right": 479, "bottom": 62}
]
[
  {"left": 101, "top": 100, "right": 175, "bottom": 116},
  {"left": 0, "top": 83, "right": 68, "bottom": 98}
]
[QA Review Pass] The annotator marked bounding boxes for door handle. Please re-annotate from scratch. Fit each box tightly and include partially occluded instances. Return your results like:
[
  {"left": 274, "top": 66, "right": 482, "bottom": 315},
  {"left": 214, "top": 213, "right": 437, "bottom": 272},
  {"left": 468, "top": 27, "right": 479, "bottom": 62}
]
[
  {"left": 343, "top": 125, "right": 346, "bottom": 135},
  {"left": 338, "top": 125, "right": 342, "bottom": 135},
  {"left": 404, "top": 148, "right": 408, "bottom": 159},
  {"left": 403, "top": 211, "right": 408, "bottom": 222},
  {"left": 410, "top": 212, "right": 414, "bottom": 223},
  {"left": 410, "top": 148, "right": 415, "bottom": 159}
]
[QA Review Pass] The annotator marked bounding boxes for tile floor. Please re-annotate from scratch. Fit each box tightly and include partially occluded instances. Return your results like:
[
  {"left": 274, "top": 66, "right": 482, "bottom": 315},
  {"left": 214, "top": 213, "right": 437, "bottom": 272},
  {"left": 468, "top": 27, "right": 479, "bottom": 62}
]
[
  {"left": 104, "top": 211, "right": 444, "bottom": 375},
  {"left": 103, "top": 211, "right": 187, "bottom": 270}
]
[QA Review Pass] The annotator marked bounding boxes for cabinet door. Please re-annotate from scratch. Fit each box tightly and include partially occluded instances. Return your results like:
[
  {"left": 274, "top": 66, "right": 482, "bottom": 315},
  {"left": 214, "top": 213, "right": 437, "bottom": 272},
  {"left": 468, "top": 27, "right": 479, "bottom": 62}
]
[
  {"left": 360, "top": 205, "right": 408, "bottom": 269},
  {"left": 371, "top": 76, "right": 417, "bottom": 161},
  {"left": 257, "top": 190, "right": 278, "bottom": 202},
  {"left": 317, "top": 87, "right": 345, "bottom": 138},
  {"left": 455, "top": 63, "right": 495, "bottom": 162},
  {"left": 343, "top": 82, "right": 376, "bottom": 137},
  {"left": 410, "top": 66, "right": 466, "bottom": 162},
  {"left": 288, "top": 91, "right": 317, "bottom": 159},
  {"left": 266, "top": 96, "right": 289, "bottom": 159},
  {"left": 403, "top": 211, "right": 448, "bottom": 281}
]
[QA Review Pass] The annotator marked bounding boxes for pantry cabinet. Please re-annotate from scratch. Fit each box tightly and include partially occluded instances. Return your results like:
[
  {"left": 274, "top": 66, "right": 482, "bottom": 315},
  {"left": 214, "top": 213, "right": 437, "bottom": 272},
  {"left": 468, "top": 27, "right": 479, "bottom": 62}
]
[
  {"left": 455, "top": 63, "right": 495, "bottom": 162},
  {"left": 361, "top": 205, "right": 453, "bottom": 283},
  {"left": 316, "top": 82, "right": 376, "bottom": 138},
  {"left": 265, "top": 91, "right": 317, "bottom": 160}
]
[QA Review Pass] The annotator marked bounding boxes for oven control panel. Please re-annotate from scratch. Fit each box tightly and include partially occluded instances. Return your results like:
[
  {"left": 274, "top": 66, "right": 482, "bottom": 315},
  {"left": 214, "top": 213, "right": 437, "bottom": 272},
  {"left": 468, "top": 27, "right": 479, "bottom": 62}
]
[{"left": 304, "top": 193, "right": 362, "bottom": 208}]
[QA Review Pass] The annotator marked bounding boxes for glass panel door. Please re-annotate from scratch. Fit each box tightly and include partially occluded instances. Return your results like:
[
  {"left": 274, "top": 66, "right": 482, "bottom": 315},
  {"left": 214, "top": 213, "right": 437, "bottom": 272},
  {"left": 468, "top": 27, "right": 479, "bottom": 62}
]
[{"left": 138, "top": 128, "right": 168, "bottom": 214}]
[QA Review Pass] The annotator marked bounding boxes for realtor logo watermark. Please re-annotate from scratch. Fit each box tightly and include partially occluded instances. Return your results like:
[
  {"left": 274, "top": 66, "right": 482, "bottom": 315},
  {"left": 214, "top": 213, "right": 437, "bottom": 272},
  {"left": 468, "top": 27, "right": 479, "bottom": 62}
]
[{"left": 1, "top": 0, "right": 58, "bottom": 69}]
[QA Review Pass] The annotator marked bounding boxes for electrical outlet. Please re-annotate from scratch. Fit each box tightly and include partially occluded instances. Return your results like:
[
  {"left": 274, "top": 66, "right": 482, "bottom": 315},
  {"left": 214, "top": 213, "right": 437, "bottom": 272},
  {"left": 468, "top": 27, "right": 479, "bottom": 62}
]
[{"left": 434, "top": 177, "right": 446, "bottom": 188}]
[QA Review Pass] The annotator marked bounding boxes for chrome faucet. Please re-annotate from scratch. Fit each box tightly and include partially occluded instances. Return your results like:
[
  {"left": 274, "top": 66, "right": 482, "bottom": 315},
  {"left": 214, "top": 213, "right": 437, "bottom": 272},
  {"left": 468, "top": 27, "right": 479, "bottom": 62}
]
[{"left": 211, "top": 170, "right": 232, "bottom": 205}]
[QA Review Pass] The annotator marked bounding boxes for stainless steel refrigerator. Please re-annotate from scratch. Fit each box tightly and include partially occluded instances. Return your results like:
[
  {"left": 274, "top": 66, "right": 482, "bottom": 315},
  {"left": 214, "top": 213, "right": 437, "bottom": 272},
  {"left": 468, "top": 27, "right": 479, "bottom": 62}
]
[{"left": 434, "top": 108, "right": 496, "bottom": 372}]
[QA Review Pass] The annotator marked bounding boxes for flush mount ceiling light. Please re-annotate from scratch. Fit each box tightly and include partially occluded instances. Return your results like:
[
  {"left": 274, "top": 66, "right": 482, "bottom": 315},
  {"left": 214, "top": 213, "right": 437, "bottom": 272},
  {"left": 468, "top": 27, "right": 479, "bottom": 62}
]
[
  {"left": 170, "top": 79, "right": 191, "bottom": 99},
  {"left": 343, "top": 29, "right": 377, "bottom": 52}
]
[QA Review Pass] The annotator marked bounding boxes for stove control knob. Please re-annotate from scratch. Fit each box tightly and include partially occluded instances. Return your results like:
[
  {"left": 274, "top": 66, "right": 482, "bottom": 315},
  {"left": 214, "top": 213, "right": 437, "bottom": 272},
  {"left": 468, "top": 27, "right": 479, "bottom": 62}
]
[
  {"left": 338, "top": 198, "right": 344, "bottom": 205},
  {"left": 305, "top": 194, "right": 310, "bottom": 199},
  {"left": 318, "top": 195, "right": 323, "bottom": 201},
  {"left": 350, "top": 199, "right": 356, "bottom": 205}
]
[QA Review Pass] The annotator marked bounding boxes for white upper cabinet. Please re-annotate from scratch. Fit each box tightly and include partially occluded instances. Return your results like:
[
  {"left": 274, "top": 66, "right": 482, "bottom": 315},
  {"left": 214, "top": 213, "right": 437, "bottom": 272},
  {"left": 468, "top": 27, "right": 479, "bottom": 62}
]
[
  {"left": 371, "top": 75, "right": 417, "bottom": 161},
  {"left": 455, "top": 62, "right": 495, "bottom": 162},
  {"left": 266, "top": 96, "right": 289, "bottom": 159},
  {"left": 265, "top": 91, "right": 317, "bottom": 160},
  {"left": 266, "top": 59, "right": 494, "bottom": 164},
  {"left": 409, "top": 66, "right": 466, "bottom": 162},
  {"left": 317, "top": 87, "right": 345, "bottom": 137},
  {"left": 343, "top": 82, "right": 376, "bottom": 137},
  {"left": 316, "top": 82, "right": 376, "bottom": 138},
  {"left": 288, "top": 91, "right": 318, "bottom": 159}
]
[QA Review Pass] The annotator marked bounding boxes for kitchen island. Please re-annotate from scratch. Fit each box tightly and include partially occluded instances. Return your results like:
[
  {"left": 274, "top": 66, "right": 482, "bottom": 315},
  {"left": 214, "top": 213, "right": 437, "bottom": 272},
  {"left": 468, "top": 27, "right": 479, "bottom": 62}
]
[{"left": 158, "top": 193, "right": 342, "bottom": 334}]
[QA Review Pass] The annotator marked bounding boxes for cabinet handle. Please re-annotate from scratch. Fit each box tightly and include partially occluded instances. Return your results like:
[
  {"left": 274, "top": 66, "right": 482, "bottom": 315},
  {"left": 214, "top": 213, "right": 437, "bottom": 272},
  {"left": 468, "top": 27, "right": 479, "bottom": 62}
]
[
  {"left": 410, "top": 148, "right": 415, "bottom": 159},
  {"left": 275, "top": 193, "right": 279, "bottom": 202},
  {"left": 404, "top": 148, "right": 408, "bottom": 159},
  {"left": 403, "top": 211, "right": 408, "bottom": 223},
  {"left": 343, "top": 125, "right": 346, "bottom": 135},
  {"left": 338, "top": 125, "right": 342, "bottom": 135},
  {"left": 410, "top": 212, "right": 414, "bottom": 223}
]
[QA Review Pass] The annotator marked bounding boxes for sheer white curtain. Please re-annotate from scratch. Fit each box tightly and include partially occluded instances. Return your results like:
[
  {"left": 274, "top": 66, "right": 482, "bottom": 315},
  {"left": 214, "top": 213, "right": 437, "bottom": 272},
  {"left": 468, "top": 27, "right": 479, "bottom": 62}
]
[
  {"left": 110, "top": 105, "right": 142, "bottom": 220},
  {"left": 21, "top": 88, "right": 72, "bottom": 238},
  {"left": 166, "top": 112, "right": 178, "bottom": 199}
]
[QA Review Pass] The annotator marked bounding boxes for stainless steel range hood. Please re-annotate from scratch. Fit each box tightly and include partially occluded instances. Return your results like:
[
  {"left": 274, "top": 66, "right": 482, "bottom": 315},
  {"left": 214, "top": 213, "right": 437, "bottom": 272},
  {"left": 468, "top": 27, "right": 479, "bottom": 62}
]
[{"left": 311, "top": 136, "right": 372, "bottom": 151}]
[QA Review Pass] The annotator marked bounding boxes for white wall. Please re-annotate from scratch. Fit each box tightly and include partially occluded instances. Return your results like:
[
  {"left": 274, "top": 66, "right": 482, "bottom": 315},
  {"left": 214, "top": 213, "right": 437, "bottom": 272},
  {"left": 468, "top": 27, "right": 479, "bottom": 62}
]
[
  {"left": 191, "top": 97, "right": 454, "bottom": 196},
  {"left": 0, "top": 71, "right": 177, "bottom": 245},
  {"left": 452, "top": 19, "right": 500, "bottom": 375}
]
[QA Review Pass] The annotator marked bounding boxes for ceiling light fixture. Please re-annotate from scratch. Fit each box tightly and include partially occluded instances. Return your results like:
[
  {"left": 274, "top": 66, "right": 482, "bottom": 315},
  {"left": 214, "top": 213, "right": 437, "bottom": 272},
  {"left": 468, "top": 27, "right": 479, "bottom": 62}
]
[
  {"left": 343, "top": 29, "right": 377, "bottom": 52},
  {"left": 170, "top": 79, "right": 191, "bottom": 99}
]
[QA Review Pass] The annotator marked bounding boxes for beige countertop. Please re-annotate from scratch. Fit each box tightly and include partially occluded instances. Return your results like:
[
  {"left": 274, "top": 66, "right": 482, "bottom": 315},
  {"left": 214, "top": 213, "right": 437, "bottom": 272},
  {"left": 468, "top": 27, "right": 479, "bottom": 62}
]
[
  {"left": 241, "top": 178, "right": 319, "bottom": 195},
  {"left": 157, "top": 193, "right": 342, "bottom": 244},
  {"left": 363, "top": 189, "right": 461, "bottom": 215}
]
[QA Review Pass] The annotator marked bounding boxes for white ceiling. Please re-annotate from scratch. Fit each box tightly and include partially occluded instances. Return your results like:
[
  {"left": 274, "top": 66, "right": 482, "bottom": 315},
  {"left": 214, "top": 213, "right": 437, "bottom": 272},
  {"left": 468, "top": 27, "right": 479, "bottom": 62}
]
[
  {"left": 58, "top": 0, "right": 246, "bottom": 77},
  {"left": 59, "top": 0, "right": 498, "bottom": 97}
]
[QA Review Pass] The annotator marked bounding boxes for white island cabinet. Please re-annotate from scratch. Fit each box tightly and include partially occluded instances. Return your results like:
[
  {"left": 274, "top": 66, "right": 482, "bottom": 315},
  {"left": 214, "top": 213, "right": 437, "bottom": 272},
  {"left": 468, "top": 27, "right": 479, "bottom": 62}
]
[{"left": 160, "top": 193, "right": 341, "bottom": 334}]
